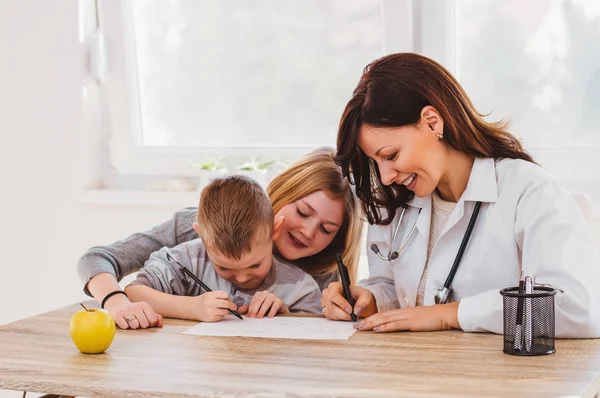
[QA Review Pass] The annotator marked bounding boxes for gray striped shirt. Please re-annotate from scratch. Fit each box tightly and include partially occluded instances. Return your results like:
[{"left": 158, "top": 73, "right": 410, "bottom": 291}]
[
  {"left": 129, "top": 239, "right": 322, "bottom": 314},
  {"left": 78, "top": 207, "right": 338, "bottom": 295}
]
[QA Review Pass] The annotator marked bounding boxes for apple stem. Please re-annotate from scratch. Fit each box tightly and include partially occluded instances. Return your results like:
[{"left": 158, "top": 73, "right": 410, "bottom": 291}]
[{"left": 80, "top": 303, "right": 90, "bottom": 311}]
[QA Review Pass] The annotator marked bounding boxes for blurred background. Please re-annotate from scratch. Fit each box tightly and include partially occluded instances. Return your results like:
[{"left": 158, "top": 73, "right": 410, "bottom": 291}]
[{"left": 1, "top": 0, "right": 598, "bottom": 333}]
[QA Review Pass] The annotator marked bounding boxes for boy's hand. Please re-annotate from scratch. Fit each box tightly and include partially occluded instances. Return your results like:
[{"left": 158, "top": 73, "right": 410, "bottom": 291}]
[
  {"left": 195, "top": 290, "right": 238, "bottom": 322},
  {"left": 239, "top": 291, "right": 289, "bottom": 318}
]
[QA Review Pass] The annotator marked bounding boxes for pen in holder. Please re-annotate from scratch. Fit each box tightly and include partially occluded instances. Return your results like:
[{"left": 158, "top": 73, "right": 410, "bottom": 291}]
[{"left": 500, "top": 285, "right": 557, "bottom": 356}]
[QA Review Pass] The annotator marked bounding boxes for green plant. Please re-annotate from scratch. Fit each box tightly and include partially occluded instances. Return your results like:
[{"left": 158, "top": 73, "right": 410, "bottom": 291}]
[
  {"left": 190, "top": 158, "right": 227, "bottom": 172},
  {"left": 237, "top": 158, "right": 288, "bottom": 171}
]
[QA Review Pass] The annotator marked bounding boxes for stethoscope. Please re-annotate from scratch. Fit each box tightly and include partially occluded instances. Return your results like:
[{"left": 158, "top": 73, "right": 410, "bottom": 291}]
[
  {"left": 370, "top": 204, "right": 421, "bottom": 261},
  {"left": 370, "top": 201, "right": 483, "bottom": 305}
]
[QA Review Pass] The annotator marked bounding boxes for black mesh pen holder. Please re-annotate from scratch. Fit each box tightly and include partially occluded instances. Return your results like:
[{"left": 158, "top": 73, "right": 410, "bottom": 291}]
[{"left": 500, "top": 286, "right": 557, "bottom": 356}]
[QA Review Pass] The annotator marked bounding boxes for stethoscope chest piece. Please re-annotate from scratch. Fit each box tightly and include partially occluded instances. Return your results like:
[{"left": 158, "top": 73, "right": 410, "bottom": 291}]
[{"left": 435, "top": 286, "right": 451, "bottom": 304}]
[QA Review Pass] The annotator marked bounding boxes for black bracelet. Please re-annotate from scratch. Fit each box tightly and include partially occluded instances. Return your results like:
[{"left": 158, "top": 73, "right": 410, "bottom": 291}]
[{"left": 101, "top": 290, "right": 128, "bottom": 309}]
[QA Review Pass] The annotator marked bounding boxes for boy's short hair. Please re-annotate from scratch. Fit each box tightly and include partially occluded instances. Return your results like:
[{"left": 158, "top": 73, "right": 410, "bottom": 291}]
[{"left": 196, "top": 175, "right": 273, "bottom": 259}]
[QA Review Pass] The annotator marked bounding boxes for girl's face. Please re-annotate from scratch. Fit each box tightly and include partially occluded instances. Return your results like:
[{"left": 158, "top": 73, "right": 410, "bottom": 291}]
[
  {"left": 357, "top": 112, "right": 447, "bottom": 198},
  {"left": 274, "top": 190, "right": 345, "bottom": 260}
]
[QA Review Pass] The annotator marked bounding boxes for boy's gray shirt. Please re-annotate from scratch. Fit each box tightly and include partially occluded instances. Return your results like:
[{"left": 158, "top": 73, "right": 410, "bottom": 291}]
[
  {"left": 77, "top": 207, "right": 337, "bottom": 294},
  {"left": 129, "top": 239, "right": 322, "bottom": 314}
]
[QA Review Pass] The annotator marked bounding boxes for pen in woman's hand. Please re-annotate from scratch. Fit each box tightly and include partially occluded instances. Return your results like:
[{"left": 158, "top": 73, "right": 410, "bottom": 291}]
[{"left": 336, "top": 253, "right": 357, "bottom": 323}]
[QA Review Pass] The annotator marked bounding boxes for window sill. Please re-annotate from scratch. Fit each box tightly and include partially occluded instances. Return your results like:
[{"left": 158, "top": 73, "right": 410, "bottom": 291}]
[
  {"left": 79, "top": 189, "right": 198, "bottom": 208},
  {"left": 79, "top": 189, "right": 600, "bottom": 221}
]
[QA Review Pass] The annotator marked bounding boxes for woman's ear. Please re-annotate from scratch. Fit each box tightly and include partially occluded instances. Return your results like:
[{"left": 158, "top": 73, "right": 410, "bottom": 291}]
[
  {"left": 272, "top": 216, "right": 285, "bottom": 240},
  {"left": 192, "top": 222, "right": 199, "bottom": 234},
  {"left": 421, "top": 106, "right": 443, "bottom": 135}
]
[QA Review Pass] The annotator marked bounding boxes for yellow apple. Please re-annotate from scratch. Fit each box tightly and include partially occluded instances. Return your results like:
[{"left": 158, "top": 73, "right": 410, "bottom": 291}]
[{"left": 70, "top": 305, "right": 116, "bottom": 354}]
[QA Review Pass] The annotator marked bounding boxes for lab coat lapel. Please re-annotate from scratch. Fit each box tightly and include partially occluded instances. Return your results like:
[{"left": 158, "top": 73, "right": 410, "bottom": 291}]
[
  {"left": 397, "top": 195, "right": 430, "bottom": 308},
  {"left": 407, "top": 195, "right": 431, "bottom": 242},
  {"left": 440, "top": 158, "right": 499, "bottom": 237}
]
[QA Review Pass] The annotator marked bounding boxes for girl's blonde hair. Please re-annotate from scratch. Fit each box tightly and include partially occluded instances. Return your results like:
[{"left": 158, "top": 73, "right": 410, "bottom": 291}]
[{"left": 267, "top": 147, "right": 363, "bottom": 283}]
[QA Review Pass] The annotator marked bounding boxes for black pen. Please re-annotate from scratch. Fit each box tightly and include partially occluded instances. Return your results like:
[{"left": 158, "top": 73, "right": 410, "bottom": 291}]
[
  {"left": 165, "top": 252, "right": 243, "bottom": 320},
  {"left": 513, "top": 270, "right": 525, "bottom": 351},
  {"left": 336, "top": 253, "right": 357, "bottom": 323}
]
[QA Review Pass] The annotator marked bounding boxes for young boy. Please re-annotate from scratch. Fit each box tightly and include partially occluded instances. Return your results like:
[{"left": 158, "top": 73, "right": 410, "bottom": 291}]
[{"left": 125, "top": 175, "right": 322, "bottom": 322}]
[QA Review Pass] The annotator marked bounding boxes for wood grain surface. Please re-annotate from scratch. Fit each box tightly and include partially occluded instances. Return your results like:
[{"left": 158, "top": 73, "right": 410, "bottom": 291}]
[{"left": 1, "top": 302, "right": 600, "bottom": 397}]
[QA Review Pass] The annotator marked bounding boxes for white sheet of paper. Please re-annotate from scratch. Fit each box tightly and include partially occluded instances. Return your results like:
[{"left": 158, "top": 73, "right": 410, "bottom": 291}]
[{"left": 182, "top": 316, "right": 356, "bottom": 340}]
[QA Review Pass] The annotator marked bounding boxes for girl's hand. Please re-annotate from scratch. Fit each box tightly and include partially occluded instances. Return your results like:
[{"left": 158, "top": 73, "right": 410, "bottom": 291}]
[
  {"left": 104, "top": 293, "right": 163, "bottom": 330},
  {"left": 194, "top": 290, "right": 238, "bottom": 322},
  {"left": 238, "top": 291, "right": 289, "bottom": 318},
  {"left": 321, "top": 282, "right": 378, "bottom": 321},
  {"left": 354, "top": 302, "right": 460, "bottom": 332}
]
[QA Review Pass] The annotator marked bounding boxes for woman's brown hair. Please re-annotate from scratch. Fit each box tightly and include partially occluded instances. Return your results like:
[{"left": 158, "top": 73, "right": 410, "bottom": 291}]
[{"left": 336, "top": 53, "right": 534, "bottom": 225}]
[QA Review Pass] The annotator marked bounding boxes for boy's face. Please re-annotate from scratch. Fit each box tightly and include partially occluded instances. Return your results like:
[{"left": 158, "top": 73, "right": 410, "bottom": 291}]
[{"left": 207, "top": 234, "right": 274, "bottom": 291}]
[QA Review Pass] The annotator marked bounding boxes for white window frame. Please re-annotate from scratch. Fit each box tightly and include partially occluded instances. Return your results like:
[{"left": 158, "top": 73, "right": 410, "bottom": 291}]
[{"left": 95, "top": 0, "right": 410, "bottom": 177}]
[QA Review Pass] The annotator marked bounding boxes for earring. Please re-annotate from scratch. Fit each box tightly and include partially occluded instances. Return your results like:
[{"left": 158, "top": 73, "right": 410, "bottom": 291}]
[{"left": 437, "top": 133, "right": 443, "bottom": 140}]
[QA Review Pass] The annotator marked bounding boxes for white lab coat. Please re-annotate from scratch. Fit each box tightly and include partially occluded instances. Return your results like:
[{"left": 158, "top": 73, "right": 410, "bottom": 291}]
[{"left": 361, "top": 157, "right": 600, "bottom": 337}]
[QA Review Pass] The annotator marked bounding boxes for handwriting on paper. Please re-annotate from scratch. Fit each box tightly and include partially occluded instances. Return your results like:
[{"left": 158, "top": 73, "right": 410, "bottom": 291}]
[{"left": 182, "top": 316, "right": 356, "bottom": 340}]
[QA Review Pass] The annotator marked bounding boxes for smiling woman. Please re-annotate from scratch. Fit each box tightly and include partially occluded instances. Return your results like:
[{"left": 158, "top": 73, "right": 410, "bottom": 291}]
[
  {"left": 321, "top": 53, "right": 600, "bottom": 338},
  {"left": 77, "top": 147, "right": 364, "bottom": 329}
]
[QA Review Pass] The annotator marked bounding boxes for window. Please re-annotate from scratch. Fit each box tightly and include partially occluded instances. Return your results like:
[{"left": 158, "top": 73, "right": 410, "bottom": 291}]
[
  {"left": 456, "top": 0, "right": 600, "bottom": 150},
  {"left": 95, "top": 0, "right": 599, "bottom": 197},
  {"left": 131, "top": 1, "right": 383, "bottom": 149},
  {"left": 98, "top": 0, "right": 399, "bottom": 177}
]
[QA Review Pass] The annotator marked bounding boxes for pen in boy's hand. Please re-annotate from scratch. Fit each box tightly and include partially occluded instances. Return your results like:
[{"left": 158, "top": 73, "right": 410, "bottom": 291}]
[
  {"left": 165, "top": 252, "right": 243, "bottom": 320},
  {"left": 336, "top": 253, "right": 357, "bottom": 323}
]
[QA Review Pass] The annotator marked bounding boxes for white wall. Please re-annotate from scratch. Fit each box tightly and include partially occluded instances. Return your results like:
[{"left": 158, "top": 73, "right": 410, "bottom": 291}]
[{"left": 0, "top": 1, "right": 189, "bottom": 329}]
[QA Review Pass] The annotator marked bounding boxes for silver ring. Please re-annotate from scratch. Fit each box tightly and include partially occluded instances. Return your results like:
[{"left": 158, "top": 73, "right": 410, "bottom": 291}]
[
  {"left": 321, "top": 306, "right": 326, "bottom": 313},
  {"left": 125, "top": 316, "right": 135, "bottom": 323}
]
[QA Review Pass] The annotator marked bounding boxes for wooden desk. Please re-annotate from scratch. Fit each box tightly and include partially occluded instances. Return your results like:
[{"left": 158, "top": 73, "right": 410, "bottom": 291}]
[{"left": 1, "top": 303, "right": 600, "bottom": 398}]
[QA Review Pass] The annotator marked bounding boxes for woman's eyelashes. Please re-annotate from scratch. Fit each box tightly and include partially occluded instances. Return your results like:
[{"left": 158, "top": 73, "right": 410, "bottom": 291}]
[
  {"left": 296, "top": 206, "right": 331, "bottom": 235},
  {"left": 385, "top": 152, "right": 398, "bottom": 161}
]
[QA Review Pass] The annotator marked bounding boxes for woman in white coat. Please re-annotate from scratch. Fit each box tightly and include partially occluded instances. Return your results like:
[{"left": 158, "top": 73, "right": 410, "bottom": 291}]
[{"left": 321, "top": 53, "right": 600, "bottom": 338}]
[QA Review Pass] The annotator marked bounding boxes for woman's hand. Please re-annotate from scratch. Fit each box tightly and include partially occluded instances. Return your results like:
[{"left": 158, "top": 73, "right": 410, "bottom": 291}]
[
  {"left": 238, "top": 291, "right": 289, "bottom": 318},
  {"left": 194, "top": 291, "right": 239, "bottom": 322},
  {"left": 103, "top": 292, "right": 163, "bottom": 330},
  {"left": 354, "top": 302, "right": 460, "bottom": 332},
  {"left": 321, "top": 282, "right": 378, "bottom": 321}
]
